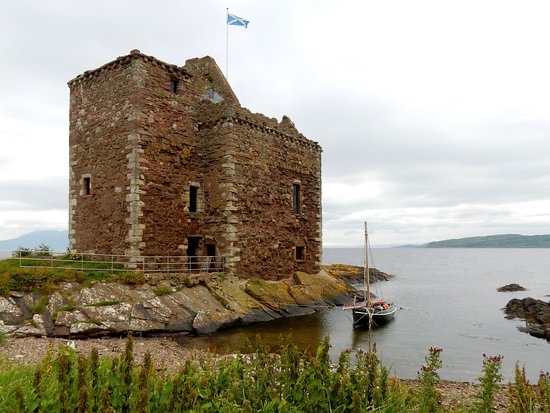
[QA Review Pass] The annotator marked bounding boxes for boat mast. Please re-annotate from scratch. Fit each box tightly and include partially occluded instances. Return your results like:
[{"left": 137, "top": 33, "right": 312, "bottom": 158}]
[{"left": 364, "top": 221, "right": 370, "bottom": 304}]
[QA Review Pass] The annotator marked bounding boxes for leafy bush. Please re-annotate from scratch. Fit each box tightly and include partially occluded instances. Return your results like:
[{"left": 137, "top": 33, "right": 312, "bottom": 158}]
[
  {"left": 474, "top": 354, "right": 504, "bottom": 412},
  {"left": 416, "top": 346, "right": 443, "bottom": 412},
  {"left": 33, "top": 244, "right": 53, "bottom": 257},
  {"left": 508, "top": 365, "right": 550, "bottom": 413},
  {"left": 12, "top": 247, "right": 32, "bottom": 258},
  {"left": 11, "top": 244, "right": 52, "bottom": 259}
]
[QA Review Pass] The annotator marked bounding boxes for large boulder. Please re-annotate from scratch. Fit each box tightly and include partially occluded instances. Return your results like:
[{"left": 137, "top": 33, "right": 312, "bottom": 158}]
[
  {"left": 292, "top": 270, "right": 351, "bottom": 306},
  {"left": 504, "top": 297, "right": 550, "bottom": 341},
  {"left": 167, "top": 285, "right": 240, "bottom": 333},
  {"left": 244, "top": 279, "right": 313, "bottom": 317},
  {"left": 207, "top": 278, "right": 280, "bottom": 324},
  {"left": 0, "top": 296, "right": 23, "bottom": 323}
]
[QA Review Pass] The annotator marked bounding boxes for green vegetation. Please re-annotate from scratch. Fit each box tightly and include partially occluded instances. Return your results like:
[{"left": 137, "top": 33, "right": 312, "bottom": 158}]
[
  {"left": 417, "top": 346, "right": 443, "bottom": 412},
  {"left": 82, "top": 318, "right": 103, "bottom": 326},
  {"left": 51, "top": 301, "right": 77, "bottom": 321},
  {"left": 12, "top": 244, "right": 53, "bottom": 258},
  {"left": 0, "top": 336, "right": 549, "bottom": 412},
  {"left": 0, "top": 330, "right": 5, "bottom": 346},
  {"left": 29, "top": 296, "right": 49, "bottom": 315},
  {"left": 424, "top": 234, "right": 550, "bottom": 248},
  {"left": 153, "top": 285, "right": 173, "bottom": 296},
  {"left": 0, "top": 252, "right": 144, "bottom": 296},
  {"left": 85, "top": 300, "right": 121, "bottom": 307}
]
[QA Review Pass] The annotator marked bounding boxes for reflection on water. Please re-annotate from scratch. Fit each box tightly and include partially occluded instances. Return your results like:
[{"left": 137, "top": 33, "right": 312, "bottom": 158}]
[
  {"left": 186, "top": 248, "right": 550, "bottom": 382},
  {"left": 188, "top": 311, "right": 327, "bottom": 355}
]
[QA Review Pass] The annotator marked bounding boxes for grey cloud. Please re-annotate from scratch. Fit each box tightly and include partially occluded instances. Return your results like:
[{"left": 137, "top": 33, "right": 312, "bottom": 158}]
[
  {"left": 2, "top": 1, "right": 550, "bottom": 246},
  {"left": 289, "top": 91, "right": 550, "bottom": 218},
  {"left": 0, "top": 180, "right": 66, "bottom": 211}
]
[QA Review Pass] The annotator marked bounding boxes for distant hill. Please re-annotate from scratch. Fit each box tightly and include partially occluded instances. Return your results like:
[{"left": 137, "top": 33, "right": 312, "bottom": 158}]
[
  {"left": 423, "top": 234, "right": 550, "bottom": 248},
  {"left": 0, "top": 230, "right": 68, "bottom": 252}
]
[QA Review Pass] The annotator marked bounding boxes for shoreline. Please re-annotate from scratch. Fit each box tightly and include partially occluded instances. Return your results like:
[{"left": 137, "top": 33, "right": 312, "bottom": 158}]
[{"left": 0, "top": 336, "right": 511, "bottom": 411}]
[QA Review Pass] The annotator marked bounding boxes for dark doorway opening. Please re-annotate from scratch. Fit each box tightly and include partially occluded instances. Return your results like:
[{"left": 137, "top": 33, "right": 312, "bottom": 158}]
[
  {"left": 187, "top": 236, "right": 201, "bottom": 270},
  {"left": 206, "top": 244, "right": 216, "bottom": 256},
  {"left": 205, "top": 244, "right": 218, "bottom": 272}
]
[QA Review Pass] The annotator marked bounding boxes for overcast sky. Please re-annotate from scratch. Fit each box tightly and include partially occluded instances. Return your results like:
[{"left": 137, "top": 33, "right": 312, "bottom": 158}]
[{"left": 1, "top": 0, "right": 550, "bottom": 247}]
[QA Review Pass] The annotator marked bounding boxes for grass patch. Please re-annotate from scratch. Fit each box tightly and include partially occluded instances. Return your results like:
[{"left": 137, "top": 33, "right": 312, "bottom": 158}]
[
  {"left": 153, "top": 285, "right": 173, "bottom": 296},
  {"left": 0, "top": 331, "right": 6, "bottom": 346},
  {"left": 85, "top": 300, "right": 121, "bottom": 307},
  {"left": 29, "top": 296, "right": 49, "bottom": 315},
  {"left": 0, "top": 257, "right": 145, "bottom": 294},
  {"left": 51, "top": 301, "right": 77, "bottom": 321},
  {"left": 81, "top": 319, "right": 103, "bottom": 326}
]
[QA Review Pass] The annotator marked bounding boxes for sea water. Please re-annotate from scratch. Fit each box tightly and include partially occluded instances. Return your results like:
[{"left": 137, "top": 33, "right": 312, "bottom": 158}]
[{"left": 189, "top": 248, "right": 550, "bottom": 382}]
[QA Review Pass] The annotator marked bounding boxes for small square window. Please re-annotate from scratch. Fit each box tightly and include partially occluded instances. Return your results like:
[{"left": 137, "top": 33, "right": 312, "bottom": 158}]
[
  {"left": 170, "top": 79, "right": 179, "bottom": 93},
  {"left": 295, "top": 246, "right": 306, "bottom": 261}
]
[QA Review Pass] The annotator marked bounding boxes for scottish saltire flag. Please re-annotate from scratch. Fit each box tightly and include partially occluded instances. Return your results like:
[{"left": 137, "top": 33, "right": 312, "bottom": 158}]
[{"left": 227, "top": 13, "right": 249, "bottom": 28}]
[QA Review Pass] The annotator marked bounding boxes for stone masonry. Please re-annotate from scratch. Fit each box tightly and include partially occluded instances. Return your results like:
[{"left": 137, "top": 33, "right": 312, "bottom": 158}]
[{"left": 68, "top": 50, "right": 322, "bottom": 279}]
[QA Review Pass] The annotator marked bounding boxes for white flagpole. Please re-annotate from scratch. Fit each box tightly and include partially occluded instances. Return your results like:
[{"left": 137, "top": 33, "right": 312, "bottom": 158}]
[{"left": 226, "top": 8, "right": 229, "bottom": 79}]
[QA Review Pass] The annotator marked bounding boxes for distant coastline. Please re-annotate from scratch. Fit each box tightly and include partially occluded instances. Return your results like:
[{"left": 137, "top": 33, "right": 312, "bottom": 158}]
[
  {"left": 2, "top": 231, "right": 550, "bottom": 255},
  {"left": 414, "top": 233, "right": 550, "bottom": 248}
]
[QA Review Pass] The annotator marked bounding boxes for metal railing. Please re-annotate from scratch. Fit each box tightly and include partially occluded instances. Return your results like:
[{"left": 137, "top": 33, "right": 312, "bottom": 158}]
[{"left": 15, "top": 251, "right": 225, "bottom": 274}]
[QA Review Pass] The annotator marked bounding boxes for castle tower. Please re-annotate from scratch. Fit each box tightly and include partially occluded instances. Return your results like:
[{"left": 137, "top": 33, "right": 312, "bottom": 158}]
[{"left": 68, "top": 50, "right": 322, "bottom": 279}]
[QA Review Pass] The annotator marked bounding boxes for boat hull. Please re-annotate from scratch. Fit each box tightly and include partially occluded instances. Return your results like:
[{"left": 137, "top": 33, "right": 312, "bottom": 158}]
[{"left": 352, "top": 304, "right": 397, "bottom": 328}]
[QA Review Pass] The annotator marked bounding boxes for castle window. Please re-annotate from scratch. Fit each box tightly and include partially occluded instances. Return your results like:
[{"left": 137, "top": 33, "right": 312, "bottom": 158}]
[
  {"left": 170, "top": 79, "right": 179, "bottom": 93},
  {"left": 292, "top": 183, "right": 301, "bottom": 214},
  {"left": 189, "top": 185, "right": 198, "bottom": 212},
  {"left": 83, "top": 176, "right": 91, "bottom": 195},
  {"left": 295, "top": 246, "right": 306, "bottom": 261}
]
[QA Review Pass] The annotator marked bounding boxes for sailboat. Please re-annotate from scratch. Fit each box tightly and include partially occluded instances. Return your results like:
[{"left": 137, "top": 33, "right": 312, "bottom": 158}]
[{"left": 344, "top": 222, "right": 397, "bottom": 328}]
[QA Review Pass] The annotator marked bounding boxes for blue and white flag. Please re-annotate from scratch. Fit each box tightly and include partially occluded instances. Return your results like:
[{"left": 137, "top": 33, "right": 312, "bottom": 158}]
[{"left": 227, "top": 13, "right": 249, "bottom": 28}]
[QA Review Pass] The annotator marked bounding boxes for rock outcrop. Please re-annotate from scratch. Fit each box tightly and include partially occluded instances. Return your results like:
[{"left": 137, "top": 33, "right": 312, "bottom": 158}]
[
  {"left": 497, "top": 283, "right": 526, "bottom": 292},
  {"left": 322, "top": 264, "right": 393, "bottom": 295},
  {"left": 0, "top": 268, "right": 355, "bottom": 339},
  {"left": 504, "top": 297, "right": 550, "bottom": 341}
]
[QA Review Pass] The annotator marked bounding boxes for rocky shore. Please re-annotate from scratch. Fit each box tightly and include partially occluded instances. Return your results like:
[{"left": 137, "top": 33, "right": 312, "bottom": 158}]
[
  {"left": 504, "top": 297, "right": 550, "bottom": 341},
  {"left": 0, "top": 263, "right": 517, "bottom": 411},
  {"left": 0, "top": 265, "right": 376, "bottom": 339}
]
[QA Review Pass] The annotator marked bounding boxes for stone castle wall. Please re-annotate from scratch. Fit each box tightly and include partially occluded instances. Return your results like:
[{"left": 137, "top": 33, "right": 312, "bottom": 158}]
[
  {"left": 68, "top": 50, "right": 322, "bottom": 279},
  {"left": 68, "top": 58, "right": 139, "bottom": 254},
  {"left": 201, "top": 116, "right": 322, "bottom": 279}
]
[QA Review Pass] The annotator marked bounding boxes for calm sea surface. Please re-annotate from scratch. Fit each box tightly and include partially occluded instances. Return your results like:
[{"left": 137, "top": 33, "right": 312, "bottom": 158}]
[{"left": 188, "top": 248, "right": 550, "bottom": 382}]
